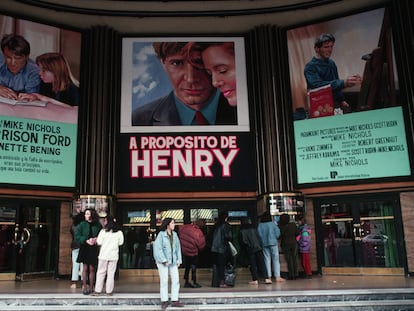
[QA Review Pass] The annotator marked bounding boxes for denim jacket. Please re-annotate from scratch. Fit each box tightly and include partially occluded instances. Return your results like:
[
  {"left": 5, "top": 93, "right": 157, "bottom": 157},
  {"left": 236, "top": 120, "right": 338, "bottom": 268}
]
[
  {"left": 258, "top": 221, "right": 280, "bottom": 247},
  {"left": 153, "top": 230, "right": 182, "bottom": 265}
]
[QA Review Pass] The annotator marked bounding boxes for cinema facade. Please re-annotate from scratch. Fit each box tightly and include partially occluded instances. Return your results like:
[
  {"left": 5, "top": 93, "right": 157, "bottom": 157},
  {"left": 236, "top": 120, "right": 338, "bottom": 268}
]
[{"left": 0, "top": 0, "right": 413, "bottom": 281}]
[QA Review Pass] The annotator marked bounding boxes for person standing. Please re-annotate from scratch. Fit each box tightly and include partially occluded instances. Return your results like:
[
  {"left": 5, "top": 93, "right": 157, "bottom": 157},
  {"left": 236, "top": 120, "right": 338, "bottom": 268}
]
[
  {"left": 238, "top": 217, "right": 267, "bottom": 285},
  {"left": 257, "top": 211, "right": 285, "bottom": 284},
  {"left": 75, "top": 208, "right": 102, "bottom": 295},
  {"left": 70, "top": 212, "right": 84, "bottom": 289},
  {"left": 278, "top": 213, "right": 299, "bottom": 280},
  {"left": 211, "top": 211, "right": 233, "bottom": 288},
  {"left": 92, "top": 215, "right": 124, "bottom": 296},
  {"left": 153, "top": 218, "right": 184, "bottom": 309},
  {"left": 297, "top": 216, "right": 312, "bottom": 279},
  {"left": 179, "top": 219, "right": 206, "bottom": 288}
]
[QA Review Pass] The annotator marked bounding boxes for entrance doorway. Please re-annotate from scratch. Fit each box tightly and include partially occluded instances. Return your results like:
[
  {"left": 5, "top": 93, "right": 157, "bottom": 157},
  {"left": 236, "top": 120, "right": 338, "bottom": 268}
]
[
  {"left": 0, "top": 202, "right": 57, "bottom": 281},
  {"left": 118, "top": 200, "right": 256, "bottom": 272},
  {"left": 315, "top": 194, "right": 406, "bottom": 275}
]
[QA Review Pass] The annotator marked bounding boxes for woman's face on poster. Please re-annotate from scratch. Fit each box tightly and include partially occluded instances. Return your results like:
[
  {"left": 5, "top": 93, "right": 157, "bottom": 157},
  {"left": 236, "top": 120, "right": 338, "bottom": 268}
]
[{"left": 202, "top": 44, "right": 237, "bottom": 106}]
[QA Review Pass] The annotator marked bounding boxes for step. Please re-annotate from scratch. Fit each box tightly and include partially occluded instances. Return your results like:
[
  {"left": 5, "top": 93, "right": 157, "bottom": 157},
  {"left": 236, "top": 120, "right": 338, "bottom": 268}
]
[
  {"left": 0, "top": 288, "right": 413, "bottom": 310},
  {"left": 1, "top": 300, "right": 414, "bottom": 311}
]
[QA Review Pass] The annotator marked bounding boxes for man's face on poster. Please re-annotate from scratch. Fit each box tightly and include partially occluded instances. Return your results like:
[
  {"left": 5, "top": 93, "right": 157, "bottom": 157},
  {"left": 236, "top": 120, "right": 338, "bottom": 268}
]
[
  {"left": 161, "top": 48, "right": 214, "bottom": 110},
  {"left": 316, "top": 41, "right": 334, "bottom": 60},
  {"left": 3, "top": 47, "right": 28, "bottom": 75}
]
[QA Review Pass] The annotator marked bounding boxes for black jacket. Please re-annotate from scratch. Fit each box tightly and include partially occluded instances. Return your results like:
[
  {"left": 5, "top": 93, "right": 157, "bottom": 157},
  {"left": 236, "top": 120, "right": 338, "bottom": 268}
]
[
  {"left": 239, "top": 224, "right": 263, "bottom": 254},
  {"left": 211, "top": 222, "right": 232, "bottom": 254}
]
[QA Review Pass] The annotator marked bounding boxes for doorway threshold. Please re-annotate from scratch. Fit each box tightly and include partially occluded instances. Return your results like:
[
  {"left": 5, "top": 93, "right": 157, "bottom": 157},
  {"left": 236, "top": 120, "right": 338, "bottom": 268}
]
[{"left": 322, "top": 267, "right": 405, "bottom": 276}]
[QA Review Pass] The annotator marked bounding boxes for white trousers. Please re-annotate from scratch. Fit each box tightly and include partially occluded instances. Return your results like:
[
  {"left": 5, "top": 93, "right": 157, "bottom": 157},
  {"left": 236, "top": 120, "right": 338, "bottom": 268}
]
[
  {"left": 71, "top": 249, "right": 82, "bottom": 281},
  {"left": 94, "top": 259, "right": 118, "bottom": 294},
  {"left": 156, "top": 263, "right": 180, "bottom": 302}
]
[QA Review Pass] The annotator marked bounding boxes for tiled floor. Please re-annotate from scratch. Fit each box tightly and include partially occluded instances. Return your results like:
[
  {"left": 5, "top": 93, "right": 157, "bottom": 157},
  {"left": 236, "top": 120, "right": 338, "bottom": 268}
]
[{"left": 0, "top": 269, "right": 412, "bottom": 294}]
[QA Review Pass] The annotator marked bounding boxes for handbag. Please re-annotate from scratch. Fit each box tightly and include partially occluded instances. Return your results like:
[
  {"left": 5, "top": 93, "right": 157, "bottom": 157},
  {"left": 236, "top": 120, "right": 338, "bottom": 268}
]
[
  {"left": 228, "top": 241, "right": 238, "bottom": 257},
  {"left": 224, "top": 264, "right": 236, "bottom": 286}
]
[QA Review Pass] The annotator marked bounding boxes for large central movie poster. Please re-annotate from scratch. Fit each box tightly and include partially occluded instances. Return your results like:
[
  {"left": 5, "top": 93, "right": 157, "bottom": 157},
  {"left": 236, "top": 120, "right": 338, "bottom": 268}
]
[{"left": 118, "top": 37, "right": 255, "bottom": 192}]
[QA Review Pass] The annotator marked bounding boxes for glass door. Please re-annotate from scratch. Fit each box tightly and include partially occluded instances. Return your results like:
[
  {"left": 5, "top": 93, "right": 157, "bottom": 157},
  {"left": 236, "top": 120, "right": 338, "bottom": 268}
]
[
  {"left": 358, "top": 201, "right": 399, "bottom": 267},
  {"left": 0, "top": 202, "right": 57, "bottom": 280},
  {"left": 317, "top": 195, "right": 404, "bottom": 271},
  {"left": 0, "top": 205, "right": 16, "bottom": 276}
]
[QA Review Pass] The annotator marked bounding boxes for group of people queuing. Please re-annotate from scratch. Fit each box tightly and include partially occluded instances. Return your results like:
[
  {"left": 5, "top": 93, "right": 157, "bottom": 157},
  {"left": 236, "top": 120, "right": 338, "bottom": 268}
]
[
  {"left": 238, "top": 212, "right": 312, "bottom": 284},
  {"left": 69, "top": 210, "right": 312, "bottom": 309},
  {"left": 0, "top": 33, "right": 79, "bottom": 107}
]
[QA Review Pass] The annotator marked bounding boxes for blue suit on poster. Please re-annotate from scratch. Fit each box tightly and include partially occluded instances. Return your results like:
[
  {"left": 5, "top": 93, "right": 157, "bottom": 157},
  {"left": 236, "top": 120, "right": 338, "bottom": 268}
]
[{"left": 131, "top": 91, "right": 237, "bottom": 126}]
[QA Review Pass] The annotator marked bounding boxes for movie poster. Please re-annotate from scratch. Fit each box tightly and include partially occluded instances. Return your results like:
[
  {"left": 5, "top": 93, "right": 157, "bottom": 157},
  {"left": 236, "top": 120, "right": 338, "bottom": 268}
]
[{"left": 0, "top": 15, "right": 81, "bottom": 187}]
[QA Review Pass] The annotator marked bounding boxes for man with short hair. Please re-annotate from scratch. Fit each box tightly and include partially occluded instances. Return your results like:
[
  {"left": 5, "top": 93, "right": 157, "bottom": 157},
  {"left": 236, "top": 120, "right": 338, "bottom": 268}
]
[
  {"left": 0, "top": 34, "right": 40, "bottom": 101},
  {"left": 131, "top": 42, "right": 237, "bottom": 126},
  {"left": 304, "top": 33, "right": 362, "bottom": 113}
]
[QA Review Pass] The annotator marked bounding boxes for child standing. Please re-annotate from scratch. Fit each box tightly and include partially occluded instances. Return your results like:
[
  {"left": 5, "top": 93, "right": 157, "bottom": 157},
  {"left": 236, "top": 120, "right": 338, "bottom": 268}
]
[{"left": 297, "top": 216, "right": 312, "bottom": 278}]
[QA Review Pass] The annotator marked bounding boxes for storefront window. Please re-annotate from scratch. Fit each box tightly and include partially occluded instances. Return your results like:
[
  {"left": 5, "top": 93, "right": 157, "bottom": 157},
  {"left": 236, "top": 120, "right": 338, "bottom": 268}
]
[{"left": 318, "top": 196, "right": 401, "bottom": 269}]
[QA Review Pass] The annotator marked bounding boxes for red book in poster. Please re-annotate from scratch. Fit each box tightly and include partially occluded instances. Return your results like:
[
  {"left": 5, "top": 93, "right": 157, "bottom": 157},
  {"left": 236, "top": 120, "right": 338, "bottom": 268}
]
[{"left": 308, "top": 84, "right": 334, "bottom": 118}]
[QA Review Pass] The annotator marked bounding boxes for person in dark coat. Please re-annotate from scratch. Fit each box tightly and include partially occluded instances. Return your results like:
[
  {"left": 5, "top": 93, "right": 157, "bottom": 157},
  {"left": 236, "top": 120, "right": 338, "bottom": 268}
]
[
  {"left": 211, "top": 212, "right": 232, "bottom": 288},
  {"left": 75, "top": 208, "right": 102, "bottom": 295},
  {"left": 278, "top": 213, "right": 299, "bottom": 280},
  {"left": 70, "top": 212, "right": 84, "bottom": 288},
  {"left": 238, "top": 217, "right": 267, "bottom": 285}
]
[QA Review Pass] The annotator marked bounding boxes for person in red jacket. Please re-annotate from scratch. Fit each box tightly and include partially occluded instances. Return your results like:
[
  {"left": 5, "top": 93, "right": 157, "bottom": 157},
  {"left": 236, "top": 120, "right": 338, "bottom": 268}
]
[{"left": 178, "top": 219, "right": 206, "bottom": 288}]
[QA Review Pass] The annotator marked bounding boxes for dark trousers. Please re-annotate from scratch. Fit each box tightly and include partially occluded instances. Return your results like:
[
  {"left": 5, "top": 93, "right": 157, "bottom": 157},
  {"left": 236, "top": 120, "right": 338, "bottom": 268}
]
[
  {"left": 247, "top": 250, "right": 266, "bottom": 281},
  {"left": 283, "top": 243, "right": 298, "bottom": 279},
  {"left": 183, "top": 255, "right": 198, "bottom": 283},
  {"left": 212, "top": 252, "right": 227, "bottom": 285}
]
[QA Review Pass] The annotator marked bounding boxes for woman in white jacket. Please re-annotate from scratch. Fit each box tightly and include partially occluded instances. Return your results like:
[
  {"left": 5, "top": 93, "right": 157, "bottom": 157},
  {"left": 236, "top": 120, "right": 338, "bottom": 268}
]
[{"left": 91, "top": 215, "right": 124, "bottom": 296}]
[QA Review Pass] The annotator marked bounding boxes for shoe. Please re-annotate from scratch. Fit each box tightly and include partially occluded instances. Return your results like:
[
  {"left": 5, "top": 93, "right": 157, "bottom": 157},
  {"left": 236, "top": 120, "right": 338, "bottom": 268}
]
[
  {"left": 219, "top": 283, "right": 230, "bottom": 288},
  {"left": 171, "top": 301, "right": 184, "bottom": 307},
  {"left": 264, "top": 278, "right": 272, "bottom": 284},
  {"left": 305, "top": 275, "right": 313, "bottom": 279},
  {"left": 248, "top": 280, "right": 258, "bottom": 285},
  {"left": 106, "top": 292, "right": 113, "bottom": 296},
  {"left": 70, "top": 283, "right": 76, "bottom": 289},
  {"left": 193, "top": 283, "right": 202, "bottom": 288},
  {"left": 161, "top": 301, "right": 169, "bottom": 309},
  {"left": 82, "top": 289, "right": 90, "bottom": 295},
  {"left": 184, "top": 282, "right": 194, "bottom": 288},
  {"left": 90, "top": 291, "right": 103, "bottom": 296},
  {"left": 275, "top": 277, "right": 286, "bottom": 282}
]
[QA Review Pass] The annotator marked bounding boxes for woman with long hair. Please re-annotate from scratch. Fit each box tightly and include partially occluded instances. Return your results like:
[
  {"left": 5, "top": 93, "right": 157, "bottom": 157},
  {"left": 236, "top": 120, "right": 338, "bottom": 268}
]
[
  {"left": 153, "top": 218, "right": 184, "bottom": 309},
  {"left": 75, "top": 208, "right": 102, "bottom": 295},
  {"left": 33, "top": 52, "right": 79, "bottom": 106}
]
